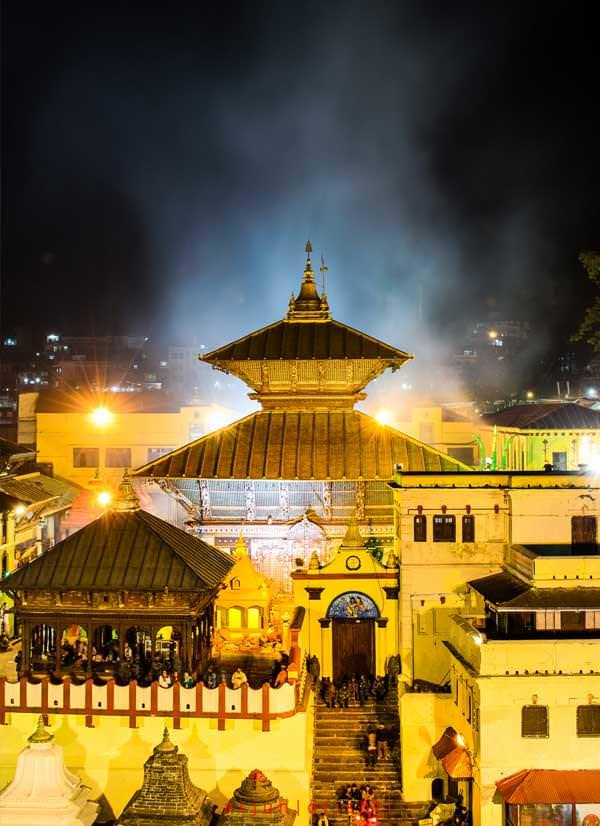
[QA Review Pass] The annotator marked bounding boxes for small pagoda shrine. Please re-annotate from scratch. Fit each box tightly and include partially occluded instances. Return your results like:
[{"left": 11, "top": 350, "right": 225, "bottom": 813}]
[
  {"left": 0, "top": 716, "right": 99, "bottom": 825},
  {"left": 214, "top": 533, "right": 272, "bottom": 651},
  {"left": 3, "top": 474, "right": 234, "bottom": 676},
  {"left": 117, "top": 728, "right": 213, "bottom": 825},
  {"left": 221, "top": 769, "right": 295, "bottom": 826}
]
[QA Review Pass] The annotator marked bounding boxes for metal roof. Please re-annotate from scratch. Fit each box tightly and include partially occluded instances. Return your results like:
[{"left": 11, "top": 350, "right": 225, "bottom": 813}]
[
  {"left": 468, "top": 572, "right": 530, "bottom": 604},
  {"left": 469, "top": 572, "right": 600, "bottom": 610},
  {"left": 482, "top": 402, "right": 600, "bottom": 430},
  {"left": 3, "top": 508, "right": 233, "bottom": 592},
  {"left": 132, "top": 409, "right": 469, "bottom": 480},
  {"left": 496, "top": 769, "right": 600, "bottom": 804},
  {"left": 202, "top": 318, "right": 411, "bottom": 364}
]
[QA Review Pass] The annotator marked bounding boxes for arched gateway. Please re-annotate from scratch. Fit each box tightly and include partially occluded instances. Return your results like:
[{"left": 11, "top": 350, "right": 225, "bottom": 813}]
[{"left": 292, "top": 517, "right": 399, "bottom": 683}]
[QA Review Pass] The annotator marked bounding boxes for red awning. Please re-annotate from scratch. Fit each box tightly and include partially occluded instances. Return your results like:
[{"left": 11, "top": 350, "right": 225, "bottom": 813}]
[
  {"left": 441, "top": 747, "right": 473, "bottom": 780},
  {"left": 496, "top": 770, "right": 600, "bottom": 804},
  {"left": 432, "top": 727, "right": 459, "bottom": 760}
]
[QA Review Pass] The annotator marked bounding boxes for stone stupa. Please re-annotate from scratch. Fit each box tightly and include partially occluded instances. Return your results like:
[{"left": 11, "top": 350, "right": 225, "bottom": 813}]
[
  {"left": 221, "top": 770, "right": 295, "bottom": 826},
  {"left": 117, "top": 728, "right": 212, "bottom": 825},
  {"left": 0, "top": 716, "right": 98, "bottom": 826}
]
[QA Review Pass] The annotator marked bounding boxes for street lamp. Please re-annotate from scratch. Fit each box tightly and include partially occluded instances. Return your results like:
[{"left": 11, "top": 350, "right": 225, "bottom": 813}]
[{"left": 90, "top": 407, "right": 113, "bottom": 427}]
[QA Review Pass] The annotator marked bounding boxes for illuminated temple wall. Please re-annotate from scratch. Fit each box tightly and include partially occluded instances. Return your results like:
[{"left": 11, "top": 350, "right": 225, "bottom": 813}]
[
  {"left": 0, "top": 705, "right": 314, "bottom": 822},
  {"left": 141, "top": 478, "right": 395, "bottom": 592}
]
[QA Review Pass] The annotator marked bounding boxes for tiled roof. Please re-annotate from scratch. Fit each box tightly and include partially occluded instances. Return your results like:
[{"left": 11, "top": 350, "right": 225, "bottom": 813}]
[
  {"left": 0, "top": 477, "right": 57, "bottom": 504},
  {"left": 3, "top": 508, "right": 233, "bottom": 592},
  {"left": 30, "top": 390, "right": 181, "bottom": 414},
  {"left": 132, "top": 410, "right": 469, "bottom": 480},
  {"left": 0, "top": 474, "right": 80, "bottom": 512},
  {"left": 496, "top": 770, "right": 600, "bottom": 804},
  {"left": 482, "top": 402, "right": 600, "bottom": 430},
  {"left": 202, "top": 319, "right": 410, "bottom": 363}
]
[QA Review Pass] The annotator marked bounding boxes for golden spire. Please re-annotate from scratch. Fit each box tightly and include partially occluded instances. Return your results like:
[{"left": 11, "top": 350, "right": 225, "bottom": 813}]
[
  {"left": 234, "top": 531, "right": 249, "bottom": 558},
  {"left": 339, "top": 513, "right": 365, "bottom": 552},
  {"left": 28, "top": 715, "right": 53, "bottom": 744},
  {"left": 113, "top": 470, "right": 140, "bottom": 512},
  {"left": 304, "top": 240, "right": 314, "bottom": 283},
  {"left": 286, "top": 241, "right": 331, "bottom": 321}
]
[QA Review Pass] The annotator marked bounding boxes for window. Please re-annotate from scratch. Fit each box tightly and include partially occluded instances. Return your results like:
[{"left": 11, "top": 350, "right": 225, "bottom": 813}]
[
  {"left": 462, "top": 515, "right": 475, "bottom": 542},
  {"left": 585, "top": 610, "right": 600, "bottom": 630},
  {"left": 577, "top": 705, "right": 600, "bottom": 737},
  {"left": 73, "top": 448, "right": 99, "bottom": 468},
  {"left": 536, "top": 610, "right": 561, "bottom": 630},
  {"left": 419, "top": 422, "right": 435, "bottom": 445},
  {"left": 230, "top": 577, "right": 241, "bottom": 590},
  {"left": 105, "top": 447, "right": 132, "bottom": 468},
  {"left": 521, "top": 705, "right": 549, "bottom": 737},
  {"left": 448, "top": 447, "right": 474, "bottom": 466},
  {"left": 247, "top": 607, "right": 261, "bottom": 629},
  {"left": 147, "top": 447, "right": 174, "bottom": 462},
  {"left": 228, "top": 607, "right": 243, "bottom": 628},
  {"left": 414, "top": 515, "right": 427, "bottom": 541},
  {"left": 561, "top": 611, "right": 586, "bottom": 632},
  {"left": 552, "top": 451, "right": 567, "bottom": 470},
  {"left": 572, "top": 516, "right": 597, "bottom": 549},
  {"left": 433, "top": 515, "right": 456, "bottom": 542}
]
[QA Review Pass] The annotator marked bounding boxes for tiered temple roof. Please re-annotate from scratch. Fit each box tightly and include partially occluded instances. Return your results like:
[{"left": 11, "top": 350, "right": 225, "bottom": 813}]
[{"left": 133, "top": 243, "right": 468, "bottom": 480}]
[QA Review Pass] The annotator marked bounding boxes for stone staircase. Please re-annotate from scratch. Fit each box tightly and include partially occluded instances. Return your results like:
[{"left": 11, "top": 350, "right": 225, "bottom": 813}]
[{"left": 311, "top": 688, "right": 430, "bottom": 826}]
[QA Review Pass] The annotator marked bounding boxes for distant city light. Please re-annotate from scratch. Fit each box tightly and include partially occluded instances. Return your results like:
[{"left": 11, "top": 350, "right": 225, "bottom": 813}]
[
  {"left": 587, "top": 387, "right": 598, "bottom": 398},
  {"left": 526, "top": 391, "right": 534, "bottom": 399},
  {"left": 3, "top": 337, "right": 17, "bottom": 346},
  {"left": 375, "top": 409, "right": 393, "bottom": 426},
  {"left": 47, "top": 333, "right": 60, "bottom": 342},
  {"left": 90, "top": 407, "right": 113, "bottom": 427},
  {"left": 488, "top": 330, "right": 498, "bottom": 339},
  {"left": 97, "top": 491, "right": 112, "bottom": 508}
]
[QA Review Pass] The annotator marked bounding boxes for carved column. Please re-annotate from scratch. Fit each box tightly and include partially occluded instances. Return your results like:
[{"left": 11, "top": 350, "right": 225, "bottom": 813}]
[
  {"left": 279, "top": 482, "right": 289, "bottom": 521},
  {"left": 319, "top": 618, "right": 332, "bottom": 678},
  {"left": 198, "top": 480, "right": 212, "bottom": 520},
  {"left": 244, "top": 481, "right": 256, "bottom": 522},
  {"left": 355, "top": 480, "right": 365, "bottom": 520}
]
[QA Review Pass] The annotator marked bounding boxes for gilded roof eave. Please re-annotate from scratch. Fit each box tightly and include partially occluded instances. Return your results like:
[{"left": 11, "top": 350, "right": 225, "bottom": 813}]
[
  {"left": 131, "top": 409, "right": 469, "bottom": 480},
  {"left": 201, "top": 317, "right": 412, "bottom": 365}
]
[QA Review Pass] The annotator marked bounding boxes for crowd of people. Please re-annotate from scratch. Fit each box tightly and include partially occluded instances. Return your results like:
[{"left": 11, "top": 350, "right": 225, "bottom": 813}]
[
  {"left": 320, "top": 674, "right": 388, "bottom": 708},
  {"left": 338, "top": 783, "right": 378, "bottom": 826}
]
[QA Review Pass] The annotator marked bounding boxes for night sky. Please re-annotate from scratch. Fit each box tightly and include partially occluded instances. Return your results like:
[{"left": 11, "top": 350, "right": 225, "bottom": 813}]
[{"left": 3, "top": 2, "right": 599, "bottom": 371}]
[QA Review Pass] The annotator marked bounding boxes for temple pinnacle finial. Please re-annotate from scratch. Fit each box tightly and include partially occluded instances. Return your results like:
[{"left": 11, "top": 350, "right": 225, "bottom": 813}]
[
  {"left": 28, "top": 715, "right": 53, "bottom": 744},
  {"left": 339, "top": 513, "right": 365, "bottom": 552},
  {"left": 234, "top": 531, "right": 249, "bottom": 558},
  {"left": 304, "top": 241, "right": 314, "bottom": 282},
  {"left": 155, "top": 727, "right": 177, "bottom": 753},
  {"left": 113, "top": 470, "right": 140, "bottom": 512}
]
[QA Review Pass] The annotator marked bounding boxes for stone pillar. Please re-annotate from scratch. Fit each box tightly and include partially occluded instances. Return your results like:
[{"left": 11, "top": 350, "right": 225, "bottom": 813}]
[
  {"left": 375, "top": 618, "right": 388, "bottom": 676},
  {"left": 318, "top": 619, "right": 331, "bottom": 678}
]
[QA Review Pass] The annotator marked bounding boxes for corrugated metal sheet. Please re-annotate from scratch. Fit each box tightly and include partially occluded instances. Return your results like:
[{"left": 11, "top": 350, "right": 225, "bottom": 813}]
[
  {"left": 3, "top": 509, "right": 233, "bottom": 592},
  {"left": 499, "top": 587, "right": 600, "bottom": 610},
  {"left": 496, "top": 769, "right": 600, "bottom": 803},
  {"left": 468, "top": 572, "right": 530, "bottom": 604},
  {"left": 482, "top": 403, "right": 600, "bottom": 430},
  {"left": 202, "top": 318, "right": 411, "bottom": 363},
  {"left": 132, "top": 410, "right": 469, "bottom": 480}
]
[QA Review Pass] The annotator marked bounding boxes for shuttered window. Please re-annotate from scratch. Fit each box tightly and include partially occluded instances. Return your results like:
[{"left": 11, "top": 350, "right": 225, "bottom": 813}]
[
  {"left": 414, "top": 515, "right": 427, "bottom": 541},
  {"left": 577, "top": 705, "right": 600, "bottom": 737},
  {"left": 462, "top": 515, "right": 475, "bottom": 542},
  {"left": 433, "top": 515, "right": 456, "bottom": 542},
  {"left": 521, "top": 705, "right": 549, "bottom": 738}
]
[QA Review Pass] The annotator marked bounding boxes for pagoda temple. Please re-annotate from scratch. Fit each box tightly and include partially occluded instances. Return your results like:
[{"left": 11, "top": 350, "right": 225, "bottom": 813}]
[{"left": 133, "top": 243, "right": 467, "bottom": 590}]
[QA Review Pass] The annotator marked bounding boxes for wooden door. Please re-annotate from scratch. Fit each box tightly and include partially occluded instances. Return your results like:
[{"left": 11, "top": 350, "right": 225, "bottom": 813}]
[
  {"left": 572, "top": 516, "right": 597, "bottom": 550},
  {"left": 332, "top": 619, "right": 375, "bottom": 683}
]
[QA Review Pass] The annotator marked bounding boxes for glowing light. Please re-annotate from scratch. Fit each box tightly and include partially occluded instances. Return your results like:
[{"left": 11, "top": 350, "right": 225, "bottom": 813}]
[
  {"left": 488, "top": 330, "right": 498, "bottom": 339},
  {"left": 588, "top": 387, "right": 598, "bottom": 398},
  {"left": 526, "top": 391, "right": 534, "bottom": 399},
  {"left": 97, "top": 491, "right": 112, "bottom": 508},
  {"left": 473, "top": 634, "right": 484, "bottom": 646},
  {"left": 588, "top": 456, "right": 600, "bottom": 474},
  {"left": 375, "top": 409, "right": 393, "bottom": 426},
  {"left": 455, "top": 733, "right": 466, "bottom": 748},
  {"left": 204, "top": 407, "right": 234, "bottom": 432},
  {"left": 90, "top": 407, "right": 113, "bottom": 427},
  {"left": 14, "top": 504, "right": 26, "bottom": 517}
]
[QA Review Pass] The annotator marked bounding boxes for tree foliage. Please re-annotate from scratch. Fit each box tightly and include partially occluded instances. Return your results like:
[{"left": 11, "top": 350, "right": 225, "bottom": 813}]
[{"left": 572, "top": 252, "right": 600, "bottom": 350}]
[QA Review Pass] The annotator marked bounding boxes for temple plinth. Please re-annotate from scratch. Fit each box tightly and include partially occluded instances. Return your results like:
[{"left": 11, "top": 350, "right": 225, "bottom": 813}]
[{"left": 0, "top": 716, "right": 98, "bottom": 826}]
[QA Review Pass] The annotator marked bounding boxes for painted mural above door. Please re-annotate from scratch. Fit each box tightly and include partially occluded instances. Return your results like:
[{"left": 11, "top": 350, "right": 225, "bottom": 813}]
[{"left": 327, "top": 591, "right": 379, "bottom": 619}]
